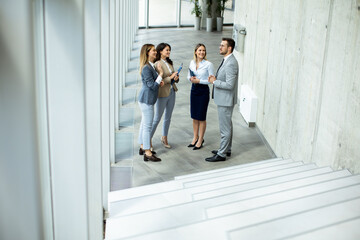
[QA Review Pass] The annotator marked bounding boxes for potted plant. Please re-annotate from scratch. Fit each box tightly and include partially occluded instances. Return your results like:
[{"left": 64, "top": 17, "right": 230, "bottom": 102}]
[
  {"left": 216, "top": 0, "right": 228, "bottom": 31},
  {"left": 206, "top": 0, "right": 213, "bottom": 32},
  {"left": 191, "top": 0, "right": 202, "bottom": 30}
]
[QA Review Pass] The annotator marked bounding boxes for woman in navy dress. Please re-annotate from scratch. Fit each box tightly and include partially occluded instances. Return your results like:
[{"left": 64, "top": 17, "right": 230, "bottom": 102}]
[{"left": 187, "top": 43, "right": 214, "bottom": 150}]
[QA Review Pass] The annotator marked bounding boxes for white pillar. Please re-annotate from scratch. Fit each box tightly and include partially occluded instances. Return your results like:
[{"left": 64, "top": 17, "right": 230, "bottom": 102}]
[
  {"left": 114, "top": 0, "right": 120, "bottom": 129},
  {"left": 43, "top": 0, "right": 105, "bottom": 238},
  {"left": 101, "top": 0, "right": 111, "bottom": 212},
  {"left": 84, "top": 0, "right": 103, "bottom": 239},
  {"left": 119, "top": 0, "right": 125, "bottom": 107},
  {"left": 109, "top": 0, "right": 116, "bottom": 164},
  {"left": 1, "top": 0, "right": 141, "bottom": 238},
  {"left": 0, "top": 1, "right": 43, "bottom": 239}
]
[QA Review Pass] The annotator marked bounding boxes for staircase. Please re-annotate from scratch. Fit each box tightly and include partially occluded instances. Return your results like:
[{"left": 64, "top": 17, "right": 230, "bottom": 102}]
[{"left": 105, "top": 158, "right": 360, "bottom": 239}]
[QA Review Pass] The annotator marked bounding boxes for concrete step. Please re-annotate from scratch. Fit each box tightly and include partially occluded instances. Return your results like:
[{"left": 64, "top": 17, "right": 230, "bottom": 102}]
[
  {"left": 286, "top": 217, "right": 360, "bottom": 240},
  {"left": 108, "top": 164, "right": 319, "bottom": 217},
  {"left": 182, "top": 160, "right": 303, "bottom": 188},
  {"left": 125, "top": 71, "right": 138, "bottom": 86},
  {"left": 174, "top": 158, "right": 283, "bottom": 180},
  {"left": 122, "top": 88, "right": 136, "bottom": 105},
  {"left": 179, "top": 159, "right": 295, "bottom": 187},
  {"left": 118, "top": 185, "right": 360, "bottom": 240},
  {"left": 206, "top": 175, "right": 360, "bottom": 218},
  {"left": 228, "top": 198, "right": 360, "bottom": 240},
  {"left": 192, "top": 166, "right": 337, "bottom": 200},
  {"left": 108, "top": 180, "right": 184, "bottom": 203},
  {"left": 115, "top": 132, "right": 133, "bottom": 162},
  {"left": 109, "top": 158, "right": 284, "bottom": 203},
  {"left": 127, "top": 60, "right": 138, "bottom": 72},
  {"left": 104, "top": 170, "right": 351, "bottom": 239}
]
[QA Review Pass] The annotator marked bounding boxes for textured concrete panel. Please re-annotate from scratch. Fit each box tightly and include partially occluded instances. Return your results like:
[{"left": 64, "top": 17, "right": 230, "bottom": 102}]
[
  {"left": 262, "top": 0, "right": 287, "bottom": 146},
  {"left": 289, "top": 0, "right": 331, "bottom": 164},
  {"left": 311, "top": 0, "right": 352, "bottom": 168},
  {"left": 252, "top": 0, "right": 273, "bottom": 130},
  {"left": 234, "top": 0, "right": 360, "bottom": 173},
  {"left": 275, "top": 0, "right": 304, "bottom": 158}
]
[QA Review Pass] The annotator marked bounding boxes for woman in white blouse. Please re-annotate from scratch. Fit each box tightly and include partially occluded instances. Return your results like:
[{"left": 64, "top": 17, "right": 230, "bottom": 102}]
[{"left": 187, "top": 43, "right": 214, "bottom": 150}]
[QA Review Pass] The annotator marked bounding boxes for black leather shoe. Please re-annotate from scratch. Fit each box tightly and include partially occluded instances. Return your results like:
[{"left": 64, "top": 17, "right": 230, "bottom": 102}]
[
  {"left": 211, "top": 150, "right": 231, "bottom": 157},
  {"left": 193, "top": 139, "right": 204, "bottom": 150},
  {"left": 187, "top": 139, "right": 198, "bottom": 147},
  {"left": 205, "top": 154, "right": 226, "bottom": 162},
  {"left": 139, "top": 148, "right": 156, "bottom": 155},
  {"left": 144, "top": 154, "right": 161, "bottom": 162}
]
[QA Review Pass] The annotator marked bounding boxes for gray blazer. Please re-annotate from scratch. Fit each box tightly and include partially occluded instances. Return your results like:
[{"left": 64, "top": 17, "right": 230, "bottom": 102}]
[
  {"left": 213, "top": 54, "right": 239, "bottom": 107},
  {"left": 138, "top": 64, "right": 160, "bottom": 105}
]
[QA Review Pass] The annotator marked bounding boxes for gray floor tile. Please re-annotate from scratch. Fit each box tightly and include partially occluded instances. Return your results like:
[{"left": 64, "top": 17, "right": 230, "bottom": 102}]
[{"left": 110, "top": 166, "right": 133, "bottom": 191}]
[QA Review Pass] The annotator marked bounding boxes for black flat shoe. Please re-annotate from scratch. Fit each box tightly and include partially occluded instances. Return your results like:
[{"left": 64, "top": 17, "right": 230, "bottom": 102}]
[
  {"left": 211, "top": 150, "right": 231, "bottom": 157},
  {"left": 193, "top": 139, "right": 204, "bottom": 150},
  {"left": 187, "top": 139, "right": 198, "bottom": 147},
  {"left": 144, "top": 154, "right": 161, "bottom": 162},
  {"left": 205, "top": 154, "right": 226, "bottom": 162},
  {"left": 139, "top": 148, "right": 156, "bottom": 155}
]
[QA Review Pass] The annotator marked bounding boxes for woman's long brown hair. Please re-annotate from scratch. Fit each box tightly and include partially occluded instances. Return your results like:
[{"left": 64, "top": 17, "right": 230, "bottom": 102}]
[
  {"left": 139, "top": 44, "right": 155, "bottom": 75},
  {"left": 155, "top": 43, "right": 173, "bottom": 66}
]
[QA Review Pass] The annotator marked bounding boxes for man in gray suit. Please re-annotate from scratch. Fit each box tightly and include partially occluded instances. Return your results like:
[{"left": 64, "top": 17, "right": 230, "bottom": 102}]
[{"left": 206, "top": 38, "right": 239, "bottom": 162}]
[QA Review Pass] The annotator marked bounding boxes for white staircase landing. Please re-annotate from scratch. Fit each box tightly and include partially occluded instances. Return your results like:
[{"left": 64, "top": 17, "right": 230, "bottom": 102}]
[{"left": 105, "top": 158, "right": 360, "bottom": 240}]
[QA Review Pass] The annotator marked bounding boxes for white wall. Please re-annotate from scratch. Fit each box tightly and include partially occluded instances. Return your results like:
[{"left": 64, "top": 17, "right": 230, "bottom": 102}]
[{"left": 234, "top": 0, "right": 360, "bottom": 173}]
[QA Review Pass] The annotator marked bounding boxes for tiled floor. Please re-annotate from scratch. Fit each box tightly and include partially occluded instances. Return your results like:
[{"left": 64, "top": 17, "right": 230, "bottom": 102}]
[{"left": 115, "top": 27, "right": 275, "bottom": 188}]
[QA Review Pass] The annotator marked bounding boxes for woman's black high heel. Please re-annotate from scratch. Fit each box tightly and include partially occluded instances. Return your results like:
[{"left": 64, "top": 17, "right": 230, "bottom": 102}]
[
  {"left": 187, "top": 139, "right": 198, "bottom": 147},
  {"left": 193, "top": 139, "right": 204, "bottom": 150}
]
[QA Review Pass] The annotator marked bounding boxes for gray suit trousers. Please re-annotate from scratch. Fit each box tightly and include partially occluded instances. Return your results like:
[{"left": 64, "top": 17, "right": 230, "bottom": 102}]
[{"left": 217, "top": 105, "right": 234, "bottom": 157}]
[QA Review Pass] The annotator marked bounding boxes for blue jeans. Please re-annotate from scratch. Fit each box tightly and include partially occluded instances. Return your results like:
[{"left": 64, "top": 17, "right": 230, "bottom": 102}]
[
  {"left": 151, "top": 88, "right": 176, "bottom": 138},
  {"left": 138, "top": 102, "right": 154, "bottom": 150}
]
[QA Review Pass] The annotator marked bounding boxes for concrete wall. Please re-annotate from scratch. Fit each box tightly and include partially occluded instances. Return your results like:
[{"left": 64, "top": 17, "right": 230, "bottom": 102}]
[{"left": 234, "top": 0, "right": 360, "bottom": 173}]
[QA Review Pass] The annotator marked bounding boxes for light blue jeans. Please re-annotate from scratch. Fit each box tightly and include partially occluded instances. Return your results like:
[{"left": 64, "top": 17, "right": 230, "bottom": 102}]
[
  {"left": 151, "top": 88, "right": 176, "bottom": 138},
  {"left": 138, "top": 102, "right": 154, "bottom": 150}
]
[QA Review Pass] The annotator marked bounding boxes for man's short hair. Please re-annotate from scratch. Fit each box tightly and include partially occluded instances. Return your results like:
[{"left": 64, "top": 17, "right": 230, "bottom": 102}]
[{"left": 222, "top": 38, "right": 235, "bottom": 53}]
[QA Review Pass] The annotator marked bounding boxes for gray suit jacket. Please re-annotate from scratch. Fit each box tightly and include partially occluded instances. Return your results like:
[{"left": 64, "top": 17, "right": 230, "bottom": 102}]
[
  {"left": 213, "top": 54, "right": 239, "bottom": 107},
  {"left": 138, "top": 64, "right": 160, "bottom": 105}
]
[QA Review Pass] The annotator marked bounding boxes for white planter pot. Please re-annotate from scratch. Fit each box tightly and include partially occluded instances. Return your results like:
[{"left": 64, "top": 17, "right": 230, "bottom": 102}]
[
  {"left": 194, "top": 16, "right": 201, "bottom": 30},
  {"left": 206, "top": 17, "right": 213, "bottom": 32},
  {"left": 217, "top": 17, "right": 223, "bottom": 31}
]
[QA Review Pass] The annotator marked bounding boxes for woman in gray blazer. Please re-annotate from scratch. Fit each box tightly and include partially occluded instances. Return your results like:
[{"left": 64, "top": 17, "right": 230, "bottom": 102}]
[{"left": 138, "top": 44, "right": 164, "bottom": 162}]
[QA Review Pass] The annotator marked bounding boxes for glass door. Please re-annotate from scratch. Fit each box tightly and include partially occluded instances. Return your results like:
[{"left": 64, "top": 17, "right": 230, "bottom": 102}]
[
  {"left": 138, "top": 0, "right": 234, "bottom": 28},
  {"left": 149, "top": 0, "right": 177, "bottom": 27},
  {"left": 180, "top": 0, "right": 194, "bottom": 26}
]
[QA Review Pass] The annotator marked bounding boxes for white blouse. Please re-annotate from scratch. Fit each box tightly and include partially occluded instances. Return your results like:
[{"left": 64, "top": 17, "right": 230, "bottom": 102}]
[
  {"left": 162, "top": 59, "right": 173, "bottom": 74},
  {"left": 187, "top": 59, "right": 214, "bottom": 85}
]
